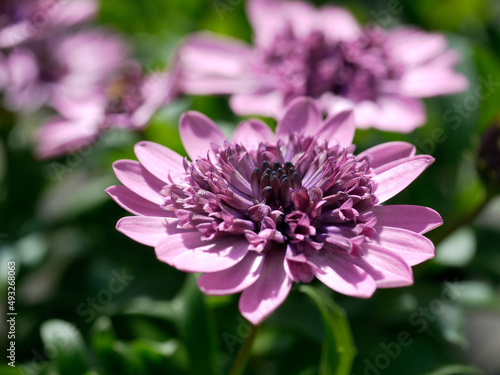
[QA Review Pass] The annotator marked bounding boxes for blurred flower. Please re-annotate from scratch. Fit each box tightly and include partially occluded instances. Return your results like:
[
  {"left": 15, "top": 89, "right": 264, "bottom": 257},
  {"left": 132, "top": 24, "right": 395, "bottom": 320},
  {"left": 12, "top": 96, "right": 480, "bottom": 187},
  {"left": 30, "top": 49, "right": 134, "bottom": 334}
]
[
  {"left": 177, "top": 0, "right": 468, "bottom": 132},
  {"left": 3, "top": 29, "right": 126, "bottom": 113},
  {"left": 0, "top": 0, "right": 97, "bottom": 48},
  {"left": 107, "top": 97, "right": 442, "bottom": 324},
  {"left": 36, "top": 64, "right": 178, "bottom": 158},
  {"left": 478, "top": 119, "right": 500, "bottom": 186}
]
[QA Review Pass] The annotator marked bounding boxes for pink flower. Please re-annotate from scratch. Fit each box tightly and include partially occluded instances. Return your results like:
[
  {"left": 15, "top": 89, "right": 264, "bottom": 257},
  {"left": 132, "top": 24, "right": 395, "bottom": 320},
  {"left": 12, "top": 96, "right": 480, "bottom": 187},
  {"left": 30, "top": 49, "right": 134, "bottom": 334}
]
[
  {"left": 177, "top": 0, "right": 468, "bottom": 132},
  {"left": 36, "top": 64, "right": 178, "bottom": 159},
  {"left": 3, "top": 29, "right": 125, "bottom": 113},
  {"left": 107, "top": 97, "right": 442, "bottom": 324},
  {"left": 0, "top": 0, "right": 97, "bottom": 48}
]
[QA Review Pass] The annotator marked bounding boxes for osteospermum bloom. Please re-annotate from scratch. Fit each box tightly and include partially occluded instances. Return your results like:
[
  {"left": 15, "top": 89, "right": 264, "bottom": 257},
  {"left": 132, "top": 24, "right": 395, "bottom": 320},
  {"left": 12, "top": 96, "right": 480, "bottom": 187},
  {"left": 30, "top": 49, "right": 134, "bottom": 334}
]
[
  {"left": 0, "top": 0, "right": 97, "bottom": 48},
  {"left": 3, "top": 29, "right": 125, "bottom": 113},
  {"left": 107, "top": 98, "right": 442, "bottom": 324},
  {"left": 177, "top": 0, "right": 468, "bottom": 132},
  {"left": 36, "top": 63, "right": 177, "bottom": 158}
]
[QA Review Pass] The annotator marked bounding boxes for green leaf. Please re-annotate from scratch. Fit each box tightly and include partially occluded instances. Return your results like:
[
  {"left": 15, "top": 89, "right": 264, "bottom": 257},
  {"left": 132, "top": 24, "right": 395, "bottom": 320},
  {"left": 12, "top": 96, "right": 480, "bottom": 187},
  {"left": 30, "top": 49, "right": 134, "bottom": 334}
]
[
  {"left": 176, "top": 274, "right": 220, "bottom": 375},
  {"left": 300, "top": 285, "right": 355, "bottom": 375},
  {"left": 421, "top": 364, "right": 484, "bottom": 375},
  {"left": 40, "top": 320, "right": 90, "bottom": 375}
]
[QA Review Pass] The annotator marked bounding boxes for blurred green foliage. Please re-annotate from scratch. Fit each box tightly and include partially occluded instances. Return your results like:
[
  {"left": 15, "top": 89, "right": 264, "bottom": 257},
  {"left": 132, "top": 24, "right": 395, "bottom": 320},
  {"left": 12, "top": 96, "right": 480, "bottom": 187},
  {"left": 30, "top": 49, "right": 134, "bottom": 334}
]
[{"left": 1, "top": 0, "right": 500, "bottom": 374}]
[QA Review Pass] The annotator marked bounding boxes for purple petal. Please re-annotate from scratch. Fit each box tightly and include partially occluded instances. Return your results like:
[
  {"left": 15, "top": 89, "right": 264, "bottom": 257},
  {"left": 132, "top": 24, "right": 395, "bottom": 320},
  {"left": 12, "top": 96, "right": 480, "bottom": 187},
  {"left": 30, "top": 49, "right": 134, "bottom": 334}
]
[
  {"left": 345, "top": 244, "right": 414, "bottom": 288},
  {"left": 317, "top": 6, "right": 361, "bottom": 41},
  {"left": 116, "top": 216, "right": 180, "bottom": 247},
  {"left": 357, "top": 141, "right": 416, "bottom": 171},
  {"left": 316, "top": 110, "right": 355, "bottom": 147},
  {"left": 373, "top": 205, "right": 443, "bottom": 234},
  {"left": 372, "top": 155, "right": 434, "bottom": 204},
  {"left": 388, "top": 28, "right": 447, "bottom": 66},
  {"left": 230, "top": 91, "right": 284, "bottom": 118},
  {"left": 239, "top": 249, "right": 292, "bottom": 324},
  {"left": 112, "top": 160, "right": 166, "bottom": 205},
  {"left": 233, "top": 119, "right": 276, "bottom": 149},
  {"left": 399, "top": 51, "right": 468, "bottom": 97},
  {"left": 355, "top": 96, "right": 426, "bottom": 133},
  {"left": 155, "top": 235, "right": 250, "bottom": 273},
  {"left": 180, "top": 111, "right": 227, "bottom": 160},
  {"left": 374, "top": 227, "right": 435, "bottom": 266},
  {"left": 106, "top": 185, "right": 171, "bottom": 217},
  {"left": 197, "top": 252, "right": 264, "bottom": 295},
  {"left": 276, "top": 97, "right": 322, "bottom": 138},
  {"left": 246, "top": 0, "right": 288, "bottom": 47},
  {"left": 134, "top": 141, "right": 185, "bottom": 183},
  {"left": 308, "top": 252, "right": 376, "bottom": 298}
]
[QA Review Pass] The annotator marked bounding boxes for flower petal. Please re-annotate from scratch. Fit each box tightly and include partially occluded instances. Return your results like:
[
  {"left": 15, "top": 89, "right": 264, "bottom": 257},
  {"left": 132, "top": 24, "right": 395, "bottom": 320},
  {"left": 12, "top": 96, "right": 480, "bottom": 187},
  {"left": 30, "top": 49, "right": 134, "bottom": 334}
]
[
  {"left": 372, "top": 155, "right": 434, "bottom": 204},
  {"left": 232, "top": 119, "right": 276, "bottom": 149},
  {"left": 308, "top": 252, "right": 376, "bottom": 298},
  {"left": 197, "top": 252, "right": 264, "bottom": 295},
  {"left": 399, "top": 51, "right": 468, "bottom": 97},
  {"left": 230, "top": 91, "right": 284, "bottom": 118},
  {"left": 180, "top": 111, "right": 227, "bottom": 161},
  {"left": 239, "top": 249, "right": 292, "bottom": 324},
  {"left": 317, "top": 110, "right": 355, "bottom": 147},
  {"left": 317, "top": 6, "right": 361, "bottom": 41},
  {"left": 388, "top": 28, "right": 447, "bottom": 67},
  {"left": 355, "top": 96, "right": 426, "bottom": 133},
  {"left": 276, "top": 97, "right": 322, "bottom": 138},
  {"left": 106, "top": 185, "right": 171, "bottom": 217},
  {"left": 372, "top": 205, "right": 443, "bottom": 234},
  {"left": 345, "top": 244, "right": 414, "bottom": 288},
  {"left": 357, "top": 141, "right": 416, "bottom": 171},
  {"left": 374, "top": 227, "right": 435, "bottom": 266},
  {"left": 116, "top": 216, "right": 180, "bottom": 247},
  {"left": 155, "top": 235, "right": 250, "bottom": 273},
  {"left": 246, "top": 0, "right": 289, "bottom": 47},
  {"left": 112, "top": 160, "right": 166, "bottom": 205},
  {"left": 134, "top": 141, "right": 185, "bottom": 183}
]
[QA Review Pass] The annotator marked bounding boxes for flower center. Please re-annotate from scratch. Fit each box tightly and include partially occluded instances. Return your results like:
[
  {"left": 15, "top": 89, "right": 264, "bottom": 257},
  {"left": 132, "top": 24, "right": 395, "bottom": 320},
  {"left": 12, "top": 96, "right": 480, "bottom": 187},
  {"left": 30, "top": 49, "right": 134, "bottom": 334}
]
[
  {"left": 257, "top": 25, "right": 404, "bottom": 104},
  {"left": 163, "top": 136, "right": 378, "bottom": 256}
]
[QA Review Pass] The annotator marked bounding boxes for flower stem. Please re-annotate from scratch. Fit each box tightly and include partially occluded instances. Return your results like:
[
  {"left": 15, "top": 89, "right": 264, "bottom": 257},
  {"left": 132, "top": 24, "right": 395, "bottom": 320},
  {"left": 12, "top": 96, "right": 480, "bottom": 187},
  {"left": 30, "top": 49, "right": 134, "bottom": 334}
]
[{"left": 228, "top": 323, "right": 260, "bottom": 375}]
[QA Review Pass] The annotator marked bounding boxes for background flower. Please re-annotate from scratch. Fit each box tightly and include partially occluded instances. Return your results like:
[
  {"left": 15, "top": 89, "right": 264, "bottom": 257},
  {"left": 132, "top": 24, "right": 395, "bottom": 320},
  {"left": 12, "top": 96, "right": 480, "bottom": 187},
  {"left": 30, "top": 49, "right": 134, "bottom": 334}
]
[
  {"left": 107, "top": 97, "right": 442, "bottom": 324},
  {"left": 177, "top": 0, "right": 468, "bottom": 132}
]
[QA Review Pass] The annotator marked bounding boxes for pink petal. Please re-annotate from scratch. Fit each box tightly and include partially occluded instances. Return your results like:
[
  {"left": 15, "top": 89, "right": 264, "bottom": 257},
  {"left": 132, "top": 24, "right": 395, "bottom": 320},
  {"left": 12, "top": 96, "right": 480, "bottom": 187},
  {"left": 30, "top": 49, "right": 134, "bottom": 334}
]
[
  {"left": 375, "top": 227, "right": 435, "bottom": 266},
  {"left": 106, "top": 185, "right": 171, "bottom": 217},
  {"left": 357, "top": 141, "right": 416, "bottom": 171},
  {"left": 316, "top": 110, "right": 355, "bottom": 147},
  {"left": 345, "top": 244, "right": 414, "bottom": 288},
  {"left": 116, "top": 216, "right": 181, "bottom": 247},
  {"left": 239, "top": 249, "right": 292, "bottom": 324},
  {"left": 36, "top": 117, "right": 99, "bottom": 159},
  {"left": 197, "top": 252, "right": 264, "bottom": 295},
  {"left": 232, "top": 119, "right": 276, "bottom": 149},
  {"left": 155, "top": 235, "right": 250, "bottom": 273},
  {"left": 354, "top": 96, "right": 426, "bottom": 133},
  {"left": 179, "top": 111, "right": 227, "bottom": 161},
  {"left": 372, "top": 205, "right": 443, "bottom": 234},
  {"left": 388, "top": 28, "right": 448, "bottom": 66},
  {"left": 399, "top": 51, "right": 468, "bottom": 97},
  {"left": 317, "top": 6, "right": 361, "bottom": 41},
  {"left": 134, "top": 141, "right": 185, "bottom": 183},
  {"left": 372, "top": 155, "right": 434, "bottom": 204},
  {"left": 112, "top": 160, "right": 166, "bottom": 205},
  {"left": 178, "top": 33, "right": 257, "bottom": 95},
  {"left": 308, "top": 252, "right": 376, "bottom": 298},
  {"left": 230, "top": 91, "right": 284, "bottom": 118},
  {"left": 276, "top": 97, "right": 322, "bottom": 138},
  {"left": 246, "top": 0, "right": 288, "bottom": 47}
]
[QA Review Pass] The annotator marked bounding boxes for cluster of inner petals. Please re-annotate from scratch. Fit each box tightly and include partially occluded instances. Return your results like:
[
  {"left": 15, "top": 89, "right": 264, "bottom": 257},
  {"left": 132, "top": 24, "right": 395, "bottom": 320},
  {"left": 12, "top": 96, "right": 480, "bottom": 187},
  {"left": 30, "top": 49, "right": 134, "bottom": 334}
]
[
  {"left": 258, "top": 25, "right": 404, "bottom": 103},
  {"left": 161, "top": 136, "right": 379, "bottom": 273}
]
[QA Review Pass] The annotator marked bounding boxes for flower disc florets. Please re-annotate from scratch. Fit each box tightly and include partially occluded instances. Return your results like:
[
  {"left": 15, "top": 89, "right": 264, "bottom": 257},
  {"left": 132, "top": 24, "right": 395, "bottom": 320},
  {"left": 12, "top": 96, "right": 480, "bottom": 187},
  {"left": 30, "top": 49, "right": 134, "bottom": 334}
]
[{"left": 162, "top": 134, "right": 378, "bottom": 282}]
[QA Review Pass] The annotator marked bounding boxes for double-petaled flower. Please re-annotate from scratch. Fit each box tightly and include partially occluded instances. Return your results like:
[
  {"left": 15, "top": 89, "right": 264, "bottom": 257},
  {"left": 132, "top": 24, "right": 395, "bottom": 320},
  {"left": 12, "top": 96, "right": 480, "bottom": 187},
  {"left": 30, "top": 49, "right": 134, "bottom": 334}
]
[
  {"left": 177, "top": 0, "right": 467, "bottom": 132},
  {"left": 107, "top": 97, "right": 442, "bottom": 324}
]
